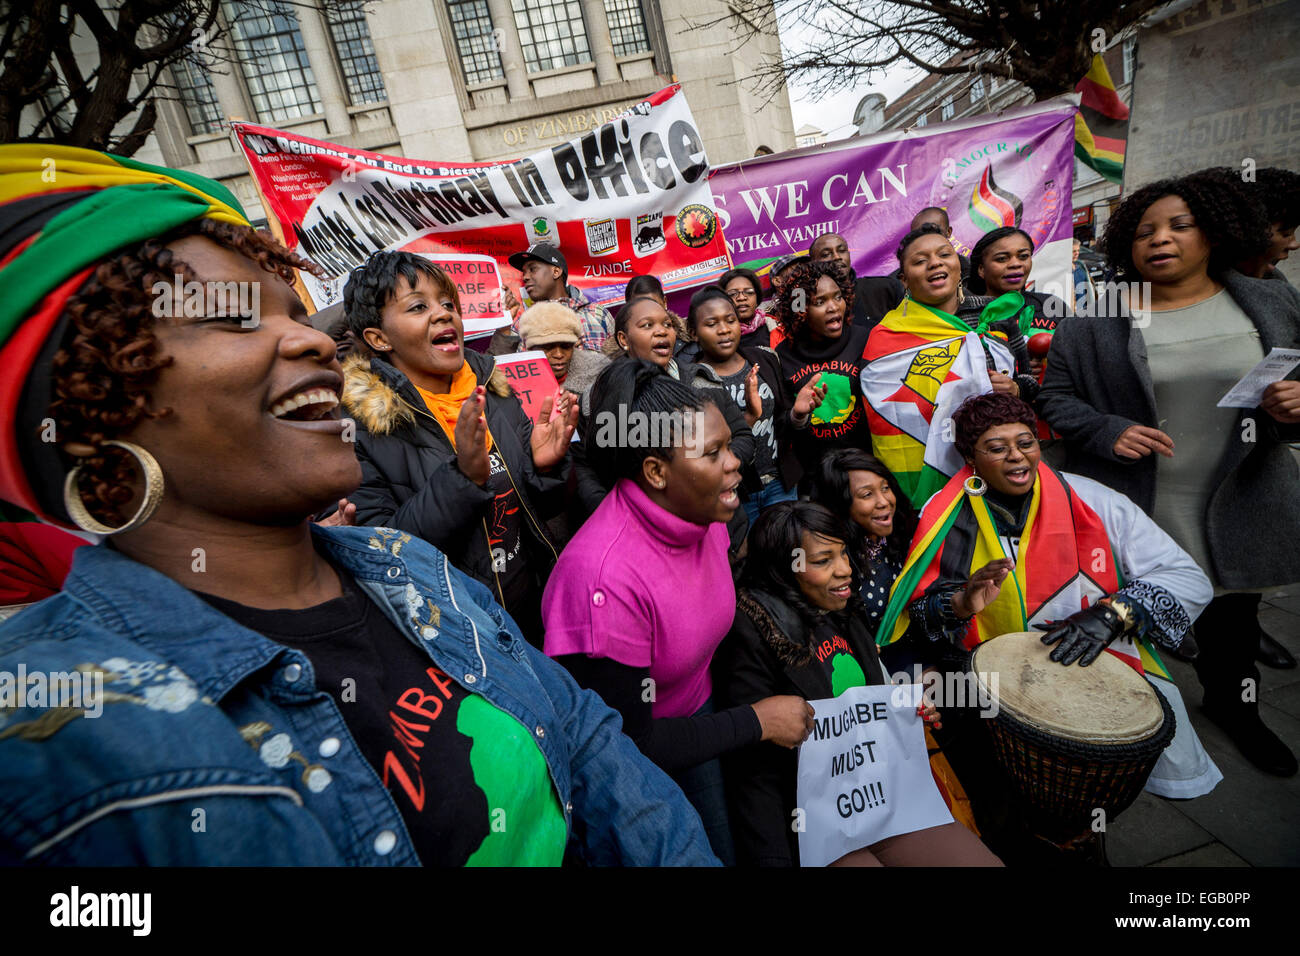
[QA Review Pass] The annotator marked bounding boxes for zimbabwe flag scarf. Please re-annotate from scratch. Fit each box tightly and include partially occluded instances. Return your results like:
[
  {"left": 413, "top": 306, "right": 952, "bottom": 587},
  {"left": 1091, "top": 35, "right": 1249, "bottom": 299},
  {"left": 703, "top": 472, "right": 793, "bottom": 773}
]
[
  {"left": 874, "top": 463, "right": 1170, "bottom": 680},
  {"left": 862, "top": 298, "right": 1014, "bottom": 507}
]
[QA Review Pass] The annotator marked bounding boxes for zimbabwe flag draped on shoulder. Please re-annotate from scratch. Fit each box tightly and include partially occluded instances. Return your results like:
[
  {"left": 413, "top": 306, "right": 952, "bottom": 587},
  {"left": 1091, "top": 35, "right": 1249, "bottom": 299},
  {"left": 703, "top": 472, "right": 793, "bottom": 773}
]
[
  {"left": 862, "top": 299, "right": 1014, "bottom": 508},
  {"left": 874, "top": 463, "right": 1170, "bottom": 680}
]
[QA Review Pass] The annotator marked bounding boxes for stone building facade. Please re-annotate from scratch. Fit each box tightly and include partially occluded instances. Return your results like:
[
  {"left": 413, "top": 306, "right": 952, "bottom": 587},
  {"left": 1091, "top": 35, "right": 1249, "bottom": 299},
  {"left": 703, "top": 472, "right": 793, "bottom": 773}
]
[{"left": 77, "top": 0, "right": 794, "bottom": 225}]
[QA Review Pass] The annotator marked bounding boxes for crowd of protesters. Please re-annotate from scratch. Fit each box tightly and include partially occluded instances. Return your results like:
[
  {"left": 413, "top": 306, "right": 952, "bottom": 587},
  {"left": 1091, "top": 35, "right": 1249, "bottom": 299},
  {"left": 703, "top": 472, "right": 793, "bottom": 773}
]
[{"left": 0, "top": 142, "right": 1297, "bottom": 868}]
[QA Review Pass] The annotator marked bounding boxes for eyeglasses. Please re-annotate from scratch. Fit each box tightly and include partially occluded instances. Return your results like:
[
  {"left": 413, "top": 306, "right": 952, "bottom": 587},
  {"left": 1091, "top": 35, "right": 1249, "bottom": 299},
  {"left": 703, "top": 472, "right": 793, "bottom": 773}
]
[
  {"left": 975, "top": 437, "right": 1039, "bottom": 461},
  {"left": 726, "top": 288, "right": 757, "bottom": 300}
]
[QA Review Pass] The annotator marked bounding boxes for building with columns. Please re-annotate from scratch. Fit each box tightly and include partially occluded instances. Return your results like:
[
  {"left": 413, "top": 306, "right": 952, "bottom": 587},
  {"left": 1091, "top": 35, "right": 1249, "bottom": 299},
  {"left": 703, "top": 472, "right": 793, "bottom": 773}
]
[{"left": 81, "top": 0, "right": 794, "bottom": 225}]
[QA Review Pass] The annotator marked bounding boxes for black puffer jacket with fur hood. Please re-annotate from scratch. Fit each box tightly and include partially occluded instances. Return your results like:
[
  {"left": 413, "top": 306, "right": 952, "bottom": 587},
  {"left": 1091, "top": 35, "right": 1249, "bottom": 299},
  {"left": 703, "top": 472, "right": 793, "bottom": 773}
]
[{"left": 341, "top": 349, "right": 566, "bottom": 636}]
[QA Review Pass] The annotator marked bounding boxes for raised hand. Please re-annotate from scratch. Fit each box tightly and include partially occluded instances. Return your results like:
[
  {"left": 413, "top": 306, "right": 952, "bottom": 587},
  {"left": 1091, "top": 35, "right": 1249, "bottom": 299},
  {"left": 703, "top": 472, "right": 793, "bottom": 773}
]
[
  {"left": 793, "top": 373, "right": 828, "bottom": 423},
  {"left": 315, "top": 498, "right": 356, "bottom": 527},
  {"left": 743, "top": 363, "right": 763, "bottom": 426},
  {"left": 530, "top": 388, "right": 579, "bottom": 471},
  {"left": 503, "top": 285, "right": 523, "bottom": 320},
  {"left": 988, "top": 370, "right": 1020, "bottom": 396},
  {"left": 455, "top": 387, "right": 490, "bottom": 486},
  {"left": 951, "top": 557, "right": 1016, "bottom": 619}
]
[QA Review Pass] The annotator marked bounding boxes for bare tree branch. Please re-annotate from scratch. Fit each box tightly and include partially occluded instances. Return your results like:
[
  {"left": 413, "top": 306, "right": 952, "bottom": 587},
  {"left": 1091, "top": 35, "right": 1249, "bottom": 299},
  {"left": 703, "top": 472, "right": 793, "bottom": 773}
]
[{"left": 689, "top": 0, "right": 1165, "bottom": 108}]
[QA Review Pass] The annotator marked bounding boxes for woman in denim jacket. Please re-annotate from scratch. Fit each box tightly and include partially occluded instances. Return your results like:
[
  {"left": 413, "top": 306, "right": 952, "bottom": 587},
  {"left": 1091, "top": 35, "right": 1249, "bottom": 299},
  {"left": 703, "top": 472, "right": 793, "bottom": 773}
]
[{"left": 0, "top": 147, "right": 716, "bottom": 867}]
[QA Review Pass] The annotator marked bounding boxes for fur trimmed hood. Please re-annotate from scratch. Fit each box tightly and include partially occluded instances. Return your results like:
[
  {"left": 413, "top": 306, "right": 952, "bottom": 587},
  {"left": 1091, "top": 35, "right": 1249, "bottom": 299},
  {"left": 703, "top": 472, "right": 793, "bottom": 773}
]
[
  {"left": 736, "top": 587, "right": 817, "bottom": 669},
  {"left": 342, "top": 349, "right": 511, "bottom": 436}
]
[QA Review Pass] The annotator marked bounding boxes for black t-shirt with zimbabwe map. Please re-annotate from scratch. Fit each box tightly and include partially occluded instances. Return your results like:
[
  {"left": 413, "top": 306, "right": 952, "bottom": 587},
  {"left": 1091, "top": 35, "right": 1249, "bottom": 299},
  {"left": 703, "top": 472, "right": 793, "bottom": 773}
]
[
  {"left": 195, "top": 559, "right": 566, "bottom": 866},
  {"left": 775, "top": 325, "right": 873, "bottom": 476}
]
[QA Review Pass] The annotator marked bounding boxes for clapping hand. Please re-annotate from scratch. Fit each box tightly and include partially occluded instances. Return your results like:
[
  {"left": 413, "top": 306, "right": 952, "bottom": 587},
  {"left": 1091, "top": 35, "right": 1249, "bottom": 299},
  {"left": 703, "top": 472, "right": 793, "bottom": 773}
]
[
  {"left": 531, "top": 388, "right": 579, "bottom": 471},
  {"left": 743, "top": 364, "right": 763, "bottom": 426}
]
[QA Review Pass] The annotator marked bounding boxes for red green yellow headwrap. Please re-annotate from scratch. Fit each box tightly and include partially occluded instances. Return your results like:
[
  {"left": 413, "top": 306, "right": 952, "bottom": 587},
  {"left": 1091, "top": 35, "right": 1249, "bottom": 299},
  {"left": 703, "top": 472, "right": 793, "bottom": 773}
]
[{"left": 0, "top": 145, "right": 250, "bottom": 520}]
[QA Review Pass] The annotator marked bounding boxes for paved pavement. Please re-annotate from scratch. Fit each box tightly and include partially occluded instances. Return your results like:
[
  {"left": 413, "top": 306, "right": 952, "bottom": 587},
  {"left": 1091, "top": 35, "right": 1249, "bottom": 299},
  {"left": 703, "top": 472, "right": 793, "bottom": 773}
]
[{"left": 1107, "top": 587, "right": 1300, "bottom": 866}]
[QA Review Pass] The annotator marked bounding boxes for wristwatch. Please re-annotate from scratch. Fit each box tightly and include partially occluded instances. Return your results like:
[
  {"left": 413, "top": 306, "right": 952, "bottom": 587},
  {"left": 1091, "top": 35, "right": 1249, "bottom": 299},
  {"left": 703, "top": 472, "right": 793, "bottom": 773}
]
[{"left": 1103, "top": 596, "right": 1136, "bottom": 634}]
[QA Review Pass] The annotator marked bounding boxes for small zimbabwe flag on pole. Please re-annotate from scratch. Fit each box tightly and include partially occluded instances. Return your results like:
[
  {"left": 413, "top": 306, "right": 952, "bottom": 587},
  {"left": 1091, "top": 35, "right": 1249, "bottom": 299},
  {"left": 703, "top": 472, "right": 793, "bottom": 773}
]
[{"left": 1074, "top": 53, "right": 1129, "bottom": 185}]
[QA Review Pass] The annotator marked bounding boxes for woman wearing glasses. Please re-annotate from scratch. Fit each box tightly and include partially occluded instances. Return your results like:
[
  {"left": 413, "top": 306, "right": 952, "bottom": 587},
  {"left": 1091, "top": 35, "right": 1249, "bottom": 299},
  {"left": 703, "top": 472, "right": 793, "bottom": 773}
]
[
  {"left": 720, "top": 268, "right": 775, "bottom": 350},
  {"left": 874, "top": 393, "right": 1219, "bottom": 852}
]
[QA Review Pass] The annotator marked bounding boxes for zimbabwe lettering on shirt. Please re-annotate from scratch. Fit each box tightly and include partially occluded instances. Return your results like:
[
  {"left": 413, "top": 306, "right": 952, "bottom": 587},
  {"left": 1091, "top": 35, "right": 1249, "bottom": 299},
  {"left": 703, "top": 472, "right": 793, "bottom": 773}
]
[{"left": 382, "top": 664, "right": 460, "bottom": 810}]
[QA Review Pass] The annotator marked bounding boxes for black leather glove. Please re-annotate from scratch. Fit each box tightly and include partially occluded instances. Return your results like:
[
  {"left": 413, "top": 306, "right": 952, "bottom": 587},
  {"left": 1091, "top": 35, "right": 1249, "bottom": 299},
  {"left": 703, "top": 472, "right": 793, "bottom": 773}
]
[{"left": 1035, "top": 601, "right": 1127, "bottom": 667}]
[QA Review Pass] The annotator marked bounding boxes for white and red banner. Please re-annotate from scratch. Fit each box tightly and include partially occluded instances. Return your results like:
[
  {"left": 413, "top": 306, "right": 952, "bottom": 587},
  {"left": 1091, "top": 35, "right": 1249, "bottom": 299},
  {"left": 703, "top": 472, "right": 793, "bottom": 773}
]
[{"left": 233, "top": 85, "right": 729, "bottom": 314}]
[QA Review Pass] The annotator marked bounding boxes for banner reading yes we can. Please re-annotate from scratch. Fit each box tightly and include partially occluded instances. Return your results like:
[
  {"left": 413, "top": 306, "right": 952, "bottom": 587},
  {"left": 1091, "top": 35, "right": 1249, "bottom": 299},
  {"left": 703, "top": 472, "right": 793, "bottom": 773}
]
[
  {"left": 709, "top": 97, "right": 1077, "bottom": 298},
  {"left": 233, "top": 85, "right": 729, "bottom": 313}
]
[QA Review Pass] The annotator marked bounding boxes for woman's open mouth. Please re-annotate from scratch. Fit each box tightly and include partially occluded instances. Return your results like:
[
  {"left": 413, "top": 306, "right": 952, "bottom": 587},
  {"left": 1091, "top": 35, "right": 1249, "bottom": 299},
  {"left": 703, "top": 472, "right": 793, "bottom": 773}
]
[
  {"left": 271, "top": 387, "right": 339, "bottom": 421},
  {"left": 719, "top": 480, "right": 741, "bottom": 509},
  {"left": 829, "top": 583, "right": 852, "bottom": 599},
  {"left": 651, "top": 341, "right": 673, "bottom": 356},
  {"left": 431, "top": 328, "right": 460, "bottom": 353},
  {"left": 871, "top": 511, "right": 893, "bottom": 531},
  {"left": 270, "top": 384, "right": 347, "bottom": 433},
  {"left": 927, "top": 271, "right": 949, "bottom": 289},
  {"left": 1146, "top": 252, "right": 1176, "bottom": 266},
  {"left": 1005, "top": 465, "right": 1033, "bottom": 486}
]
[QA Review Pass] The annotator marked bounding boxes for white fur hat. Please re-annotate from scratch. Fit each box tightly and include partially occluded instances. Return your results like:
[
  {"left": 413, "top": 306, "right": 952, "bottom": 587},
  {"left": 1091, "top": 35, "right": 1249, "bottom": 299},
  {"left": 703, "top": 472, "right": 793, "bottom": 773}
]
[{"left": 518, "top": 301, "right": 581, "bottom": 348}]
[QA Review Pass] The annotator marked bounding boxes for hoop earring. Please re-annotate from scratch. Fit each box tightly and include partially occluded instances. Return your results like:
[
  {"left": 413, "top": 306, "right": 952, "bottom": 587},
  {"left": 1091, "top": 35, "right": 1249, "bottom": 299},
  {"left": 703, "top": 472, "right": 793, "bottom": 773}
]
[
  {"left": 963, "top": 475, "right": 987, "bottom": 497},
  {"left": 63, "top": 440, "right": 165, "bottom": 535}
]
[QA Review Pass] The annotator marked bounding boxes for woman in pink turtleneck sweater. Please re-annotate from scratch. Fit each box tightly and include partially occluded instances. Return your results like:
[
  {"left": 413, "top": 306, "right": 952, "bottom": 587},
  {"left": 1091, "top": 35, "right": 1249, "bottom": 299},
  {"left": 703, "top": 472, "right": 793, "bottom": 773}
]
[{"left": 542, "top": 359, "right": 813, "bottom": 865}]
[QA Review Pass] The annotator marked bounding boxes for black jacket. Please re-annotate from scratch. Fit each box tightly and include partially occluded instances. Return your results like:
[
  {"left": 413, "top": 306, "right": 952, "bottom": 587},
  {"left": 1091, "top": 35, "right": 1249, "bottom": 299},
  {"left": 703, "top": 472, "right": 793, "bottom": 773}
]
[
  {"left": 341, "top": 350, "right": 566, "bottom": 624},
  {"left": 1037, "top": 270, "right": 1300, "bottom": 588},
  {"left": 851, "top": 274, "right": 904, "bottom": 333},
  {"left": 714, "top": 588, "right": 887, "bottom": 866}
]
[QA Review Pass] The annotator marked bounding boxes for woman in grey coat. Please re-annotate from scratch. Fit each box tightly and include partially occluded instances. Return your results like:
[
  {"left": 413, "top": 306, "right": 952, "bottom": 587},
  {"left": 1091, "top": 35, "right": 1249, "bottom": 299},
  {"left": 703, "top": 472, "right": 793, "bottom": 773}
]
[{"left": 1039, "top": 172, "right": 1300, "bottom": 777}]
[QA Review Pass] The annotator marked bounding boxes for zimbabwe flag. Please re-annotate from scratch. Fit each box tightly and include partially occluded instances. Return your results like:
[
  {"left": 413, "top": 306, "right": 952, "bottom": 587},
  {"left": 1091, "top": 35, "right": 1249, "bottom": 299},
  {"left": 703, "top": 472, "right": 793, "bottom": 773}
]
[
  {"left": 874, "top": 464, "right": 1170, "bottom": 681},
  {"left": 862, "top": 299, "right": 1014, "bottom": 508},
  {"left": 1075, "top": 53, "right": 1129, "bottom": 185}
]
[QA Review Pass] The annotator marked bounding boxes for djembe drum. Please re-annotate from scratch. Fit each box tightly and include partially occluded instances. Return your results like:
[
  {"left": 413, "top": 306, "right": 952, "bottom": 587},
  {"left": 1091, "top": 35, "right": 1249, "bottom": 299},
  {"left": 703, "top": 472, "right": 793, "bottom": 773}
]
[{"left": 968, "top": 631, "right": 1175, "bottom": 843}]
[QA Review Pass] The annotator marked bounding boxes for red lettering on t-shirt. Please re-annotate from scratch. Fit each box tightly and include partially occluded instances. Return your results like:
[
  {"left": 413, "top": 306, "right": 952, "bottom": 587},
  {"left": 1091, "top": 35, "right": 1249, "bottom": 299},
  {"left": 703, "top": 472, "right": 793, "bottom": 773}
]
[
  {"left": 426, "top": 666, "right": 455, "bottom": 699},
  {"left": 391, "top": 711, "right": 429, "bottom": 751},
  {"left": 382, "top": 750, "right": 426, "bottom": 811},
  {"left": 397, "top": 686, "right": 444, "bottom": 722},
  {"left": 383, "top": 668, "right": 459, "bottom": 813}
]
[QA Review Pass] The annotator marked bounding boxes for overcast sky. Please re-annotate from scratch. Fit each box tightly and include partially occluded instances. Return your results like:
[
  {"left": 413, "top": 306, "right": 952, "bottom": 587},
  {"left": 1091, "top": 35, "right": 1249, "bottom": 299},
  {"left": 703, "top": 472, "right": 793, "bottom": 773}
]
[{"left": 777, "top": 14, "right": 926, "bottom": 139}]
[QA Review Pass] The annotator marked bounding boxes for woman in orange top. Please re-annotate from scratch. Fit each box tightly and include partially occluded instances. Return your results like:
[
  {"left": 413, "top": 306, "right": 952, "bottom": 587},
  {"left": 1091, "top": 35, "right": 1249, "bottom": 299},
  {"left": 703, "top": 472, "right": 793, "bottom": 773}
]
[{"left": 341, "top": 251, "right": 576, "bottom": 644}]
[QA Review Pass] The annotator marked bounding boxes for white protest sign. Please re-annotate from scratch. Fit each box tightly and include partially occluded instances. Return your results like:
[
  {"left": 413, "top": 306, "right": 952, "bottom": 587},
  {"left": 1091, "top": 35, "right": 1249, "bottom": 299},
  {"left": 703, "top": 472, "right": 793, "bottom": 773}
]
[{"left": 796, "top": 684, "right": 952, "bottom": 867}]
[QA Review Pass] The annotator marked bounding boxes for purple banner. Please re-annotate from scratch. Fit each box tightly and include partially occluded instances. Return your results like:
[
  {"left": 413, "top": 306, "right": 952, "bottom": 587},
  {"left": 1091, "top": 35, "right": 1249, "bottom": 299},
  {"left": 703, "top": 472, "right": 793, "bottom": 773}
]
[{"left": 707, "top": 99, "right": 1078, "bottom": 299}]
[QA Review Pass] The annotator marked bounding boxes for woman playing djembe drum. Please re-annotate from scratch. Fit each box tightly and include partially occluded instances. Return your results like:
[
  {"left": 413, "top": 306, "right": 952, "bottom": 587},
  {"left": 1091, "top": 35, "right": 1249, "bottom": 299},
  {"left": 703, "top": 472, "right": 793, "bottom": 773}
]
[{"left": 874, "top": 393, "right": 1219, "bottom": 861}]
